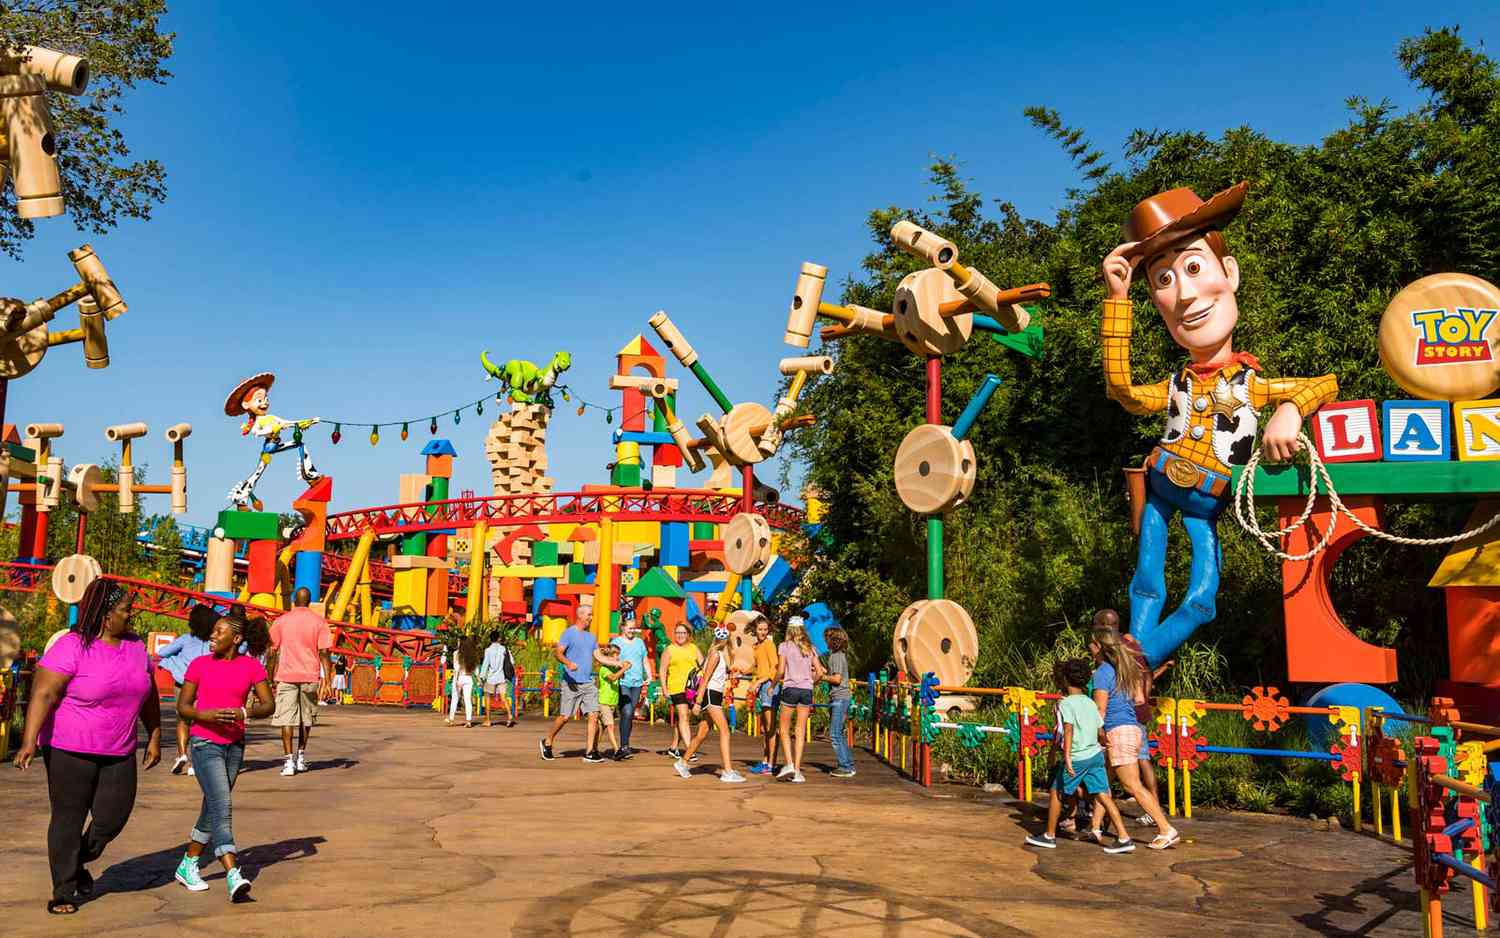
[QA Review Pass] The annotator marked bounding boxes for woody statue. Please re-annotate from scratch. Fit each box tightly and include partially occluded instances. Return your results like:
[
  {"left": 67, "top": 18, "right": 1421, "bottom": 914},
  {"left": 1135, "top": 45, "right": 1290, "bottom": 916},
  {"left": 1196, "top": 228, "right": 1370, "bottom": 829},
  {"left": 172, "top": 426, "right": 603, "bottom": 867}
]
[
  {"left": 224, "top": 372, "right": 322, "bottom": 509},
  {"left": 1100, "top": 182, "right": 1337, "bottom": 666}
]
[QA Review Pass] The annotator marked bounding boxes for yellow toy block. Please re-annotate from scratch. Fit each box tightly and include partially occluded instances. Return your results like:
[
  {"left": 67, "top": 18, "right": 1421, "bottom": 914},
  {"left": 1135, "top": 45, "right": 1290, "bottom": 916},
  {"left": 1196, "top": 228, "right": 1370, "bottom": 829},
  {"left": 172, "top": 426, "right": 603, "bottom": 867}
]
[
  {"left": 1455, "top": 400, "right": 1500, "bottom": 460},
  {"left": 392, "top": 569, "right": 428, "bottom": 615},
  {"left": 614, "top": 521, "right": 661, "bottom": 547},
  {"left": 620, "top": 568, "right": 640, "bottom": 593},
  {"left": 615, "top": 441, "right": 641, "bottom": 465},
  {"left": 545, "top": 523, "right": 577, "bottom": 542},
  {"left": 249, "top": 592, "right": 280, "bottom": 609},
  {"left": 492, "top": 564, "right": 567, "bottom": 578},
  {"left": 541, "top": 614, "right": 568, "bottom": 645}
]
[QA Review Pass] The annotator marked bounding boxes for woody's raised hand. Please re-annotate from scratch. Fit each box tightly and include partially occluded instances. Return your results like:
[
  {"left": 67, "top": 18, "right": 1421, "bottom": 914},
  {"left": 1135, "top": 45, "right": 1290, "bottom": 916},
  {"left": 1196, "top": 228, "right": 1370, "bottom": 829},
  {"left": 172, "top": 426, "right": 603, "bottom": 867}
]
[{"left": 1102, "top": 242, "right": 1141, "bottom": 299}]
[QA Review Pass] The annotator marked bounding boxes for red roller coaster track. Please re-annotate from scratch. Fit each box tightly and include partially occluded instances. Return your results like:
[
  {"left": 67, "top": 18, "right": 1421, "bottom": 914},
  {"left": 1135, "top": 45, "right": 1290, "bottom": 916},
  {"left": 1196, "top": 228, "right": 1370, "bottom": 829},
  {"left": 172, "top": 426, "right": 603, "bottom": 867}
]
[
  {"left": 0, "top": 562, "right": 442, "bottom": 663},
  {"left": 323, "top": 490, "right": 805, "bottom": 541}
]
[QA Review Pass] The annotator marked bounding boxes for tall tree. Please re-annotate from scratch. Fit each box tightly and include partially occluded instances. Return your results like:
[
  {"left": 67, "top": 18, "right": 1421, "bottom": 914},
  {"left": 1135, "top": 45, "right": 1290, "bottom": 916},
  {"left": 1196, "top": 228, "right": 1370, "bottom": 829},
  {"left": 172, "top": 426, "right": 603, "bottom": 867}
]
[
  {"left": 0, "top": 0, "right": 173, "bottom": 258},
  {"left": 793, "top": 28, "right": 1497, "bottom": 698}
]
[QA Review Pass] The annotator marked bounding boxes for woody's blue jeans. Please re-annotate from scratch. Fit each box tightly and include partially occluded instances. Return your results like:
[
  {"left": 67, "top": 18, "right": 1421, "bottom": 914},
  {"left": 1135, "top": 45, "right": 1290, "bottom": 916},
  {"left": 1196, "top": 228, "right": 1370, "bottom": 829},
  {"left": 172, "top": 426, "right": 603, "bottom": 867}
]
[{"left": 1130, "top": 468, "right": 1226, "bottom": 667}]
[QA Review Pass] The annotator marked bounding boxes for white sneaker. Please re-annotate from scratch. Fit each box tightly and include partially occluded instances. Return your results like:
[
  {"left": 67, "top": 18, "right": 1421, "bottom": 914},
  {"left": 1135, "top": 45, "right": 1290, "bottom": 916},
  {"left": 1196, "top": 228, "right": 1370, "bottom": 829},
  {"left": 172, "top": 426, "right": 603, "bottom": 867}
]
[
  {"left": 720, "top": 770, "right": 746, "bottom": 784},
  {"left": 776, "top": 764, "right": 796, "bottom": 779},
  {"left": 673, "top": 759, "right": 692, "bottom": 779},
  {"left": 171, "top": 754, "right": 189, "bottom": 775},
  {"left": 187, "top": 765, "right": 195, "bottom": 776},
  {"left": 791, "top": 771, "right": 805, "bottom": 783},
  {"left": 281, "top": 756, "right": 296, "bottom": 777},
  {"left": 296, "top": 751, "right": 307, "bottom": 772}
]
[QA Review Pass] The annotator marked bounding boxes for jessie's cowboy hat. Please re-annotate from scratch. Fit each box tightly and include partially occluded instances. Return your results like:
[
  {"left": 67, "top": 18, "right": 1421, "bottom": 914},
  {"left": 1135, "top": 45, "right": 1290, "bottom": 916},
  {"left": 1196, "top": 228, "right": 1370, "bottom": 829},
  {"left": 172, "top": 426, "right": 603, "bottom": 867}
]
[
  {"left": 1122, "top": 181, "right": 1247, "bottom": 261},
  {"left": 224, "top": 372, "right": 275, "bottom": 416}
]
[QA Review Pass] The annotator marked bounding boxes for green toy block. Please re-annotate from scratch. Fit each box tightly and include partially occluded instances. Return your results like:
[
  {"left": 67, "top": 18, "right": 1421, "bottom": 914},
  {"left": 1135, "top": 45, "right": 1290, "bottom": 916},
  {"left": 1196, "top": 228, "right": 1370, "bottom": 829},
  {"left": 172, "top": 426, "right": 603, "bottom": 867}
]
[
  {"left": 611, "top": 462, "right": 642, "bottom": 487},
  {"left": 5, "top": 442, "right": 35, "bottom": 462},
  {"left": 1231, "top": 460, "right": 1500, "bottom": 501},
  {"left": 567, "top": 562, "right": 590, "bottom": 585},
  {"left": 400, "top": 534, "right": 428, "bottom": 556},
  {"left": 626, "top": 565, "right": 685, "bottom": 600},
  {"left": 531, "top": 540, "right": 560, "bottom": 566},
  {"left": 692, "top": 522, "right": 717, "bottom": 540},
  {"left": 214, "top": 509, "right": 281, "bottom": 542}
]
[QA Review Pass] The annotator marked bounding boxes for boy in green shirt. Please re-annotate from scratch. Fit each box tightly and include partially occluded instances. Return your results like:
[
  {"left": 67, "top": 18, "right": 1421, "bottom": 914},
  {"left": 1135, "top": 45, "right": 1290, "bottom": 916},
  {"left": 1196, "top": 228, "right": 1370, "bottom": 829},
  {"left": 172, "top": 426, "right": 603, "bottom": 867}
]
[
  {"left": 1025, "top": 659, "right": 1134, "bottom": 853},
  {"left": 595, "top": 643, "right": 628, "bottom": 758}
]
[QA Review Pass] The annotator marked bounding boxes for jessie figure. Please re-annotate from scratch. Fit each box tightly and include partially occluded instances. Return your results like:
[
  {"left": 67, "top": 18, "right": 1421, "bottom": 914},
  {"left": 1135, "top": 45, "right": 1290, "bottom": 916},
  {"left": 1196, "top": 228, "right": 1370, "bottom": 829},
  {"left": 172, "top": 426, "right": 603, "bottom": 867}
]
[
  {"left": 224, "top": 373, "right": 321, "bottom": 508},
  {"left": 1100, "top": 183, "right": 1337, "bottom": 667}
]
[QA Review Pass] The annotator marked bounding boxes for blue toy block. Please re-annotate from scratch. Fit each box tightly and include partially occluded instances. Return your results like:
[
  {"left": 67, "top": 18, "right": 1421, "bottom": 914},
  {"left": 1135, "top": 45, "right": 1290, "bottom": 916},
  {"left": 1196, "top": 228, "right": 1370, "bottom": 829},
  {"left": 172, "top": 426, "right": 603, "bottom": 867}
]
[
  {"left": 292, "top": 550, "right": 323, "bottom": 601},
  {"left": 421, "top": 439, "right": 458, "bottom": 457},
  {"left": 391, "top": 615, "right": 424, "bottom": 631},
  {"left": 681, "top": 580, "right": 725, "bottom": 594},
  {"left": 660, "top": 522, "right": 690, "bottom": 567},
  {"left": 685, "top": 595, "right": 707, "bottom": 631},
  {"left": 613, "top": 430, "right": 677, "bottom": 446},
  {"left": 1382, "top": 400, "right": 1451, "bottom": 461},
  {"left": 752, "top": 555, "right": 797, "bottom": 606},
  {"left": 531, "top": 577, "right": 558, "bottom": 621}
]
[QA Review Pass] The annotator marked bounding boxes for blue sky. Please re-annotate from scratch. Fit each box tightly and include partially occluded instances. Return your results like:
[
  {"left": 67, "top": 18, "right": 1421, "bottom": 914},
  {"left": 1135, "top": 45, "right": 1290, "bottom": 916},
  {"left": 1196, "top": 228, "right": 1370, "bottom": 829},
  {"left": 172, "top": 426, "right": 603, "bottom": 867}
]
[{"left": 10, "top": 2, "right": 1500, "bottom": 527}]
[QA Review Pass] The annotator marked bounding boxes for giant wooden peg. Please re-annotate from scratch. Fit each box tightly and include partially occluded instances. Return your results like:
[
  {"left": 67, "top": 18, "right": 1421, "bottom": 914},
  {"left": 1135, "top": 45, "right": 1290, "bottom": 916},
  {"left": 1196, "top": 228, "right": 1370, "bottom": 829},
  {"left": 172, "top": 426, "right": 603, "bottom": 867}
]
[
  {"left": 648, "top": 310, "right": 698, "bottom": 368},
  {"left": 785, "top": 262, "right": 828, "bottom": 349},
  {"left": 890, "top": 219, "right": 1039, "bottom": 333},
  {"left": 0, "top": 47, "right": 89, "bottom": 218},
  {"left": 892, "top": 268, "right": 972, "bottom": 356},
  {"left": 1, "top": 245, "right": 128, "bottom": 378},
  {"left": 648, "top": 384, "right": 705, "bottom": 472},
  {"left": 66, "top": 462, "right": 102, "bottom": 513},
  {"left": 24, "top": 422, "right": 62, "bottom": 511},
  {"left": 724, "top": 512, "right": 773, "bottom": 576},
  {"left": 165, "top": 422, "right": 191, "bottom": 514},
  {"left": 105, "top": 421, "right": 147, "bottom": 512},
  {"left": 894, "top": 424, "right": 975, "bottom": 514}
]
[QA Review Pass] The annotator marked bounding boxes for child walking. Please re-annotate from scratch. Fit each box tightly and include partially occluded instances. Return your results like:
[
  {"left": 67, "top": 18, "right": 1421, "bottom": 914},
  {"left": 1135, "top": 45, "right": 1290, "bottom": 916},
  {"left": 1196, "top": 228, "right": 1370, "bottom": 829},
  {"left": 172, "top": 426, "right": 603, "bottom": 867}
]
[
  {"left": 594, "top": 642, "right": 628, "bottom": 757},
  {"left": 159, "top": 604, "right": 219, "bottom": 776},
  {"left": 822, "top": 628, "right": 855, "bottom": 778},
  {"left": 749, "top": 616, "right": 780, "bottom": 775},
  {"left": 1025, "top": 658, "right": 1134, "bottom": 853},
  {"left": 776, "top": 616, "right": 823, "bottom": 783},
  {"left": 674, "top": 626, "right": 746, "bottom": 783},
  {"left": 174, "top": 614, "right": 275, "bottom": 900},
  {"left": 446, "top": 636, "right": 480, "bottom": 727}
]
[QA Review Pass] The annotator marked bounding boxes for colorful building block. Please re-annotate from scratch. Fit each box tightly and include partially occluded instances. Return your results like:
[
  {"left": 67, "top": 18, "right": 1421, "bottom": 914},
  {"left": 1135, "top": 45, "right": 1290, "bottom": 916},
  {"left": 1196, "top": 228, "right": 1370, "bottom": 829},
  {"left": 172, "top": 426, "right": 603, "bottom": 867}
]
[
  {"left": 214, "top": 509, "right": 280, "bottom": 542},
  {"left": 292, "top": 550, "right": 322, "bottom": 601},
  {"left": 531, "top": 540, "right": 560, "bottom": 566},
  {"left": 246, "top": 539, "right": 279, "bottom": 594},
  {"left": 660, "top": 522, "right": 690, "bottom": 567},
  {"left": 1381, "top": 400, "right": 1452, "bottom": 461},
  {"left": 611, "top": 462, "right": 642, "bottom": 487},
  {"left": 1455, "top": 400, "right": 1500, "bottom": 461},
  {"left": 1311, "top": 400, "right": 1382, "bottom": 463}
]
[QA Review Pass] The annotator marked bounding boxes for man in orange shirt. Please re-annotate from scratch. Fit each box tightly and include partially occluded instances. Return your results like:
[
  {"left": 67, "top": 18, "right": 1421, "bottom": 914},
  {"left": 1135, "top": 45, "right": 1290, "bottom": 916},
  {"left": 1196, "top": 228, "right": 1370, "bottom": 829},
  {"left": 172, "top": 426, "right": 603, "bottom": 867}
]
[
  {"left": 267, "top": 588, "right": 334, "bottom": 777},
  {"left": 1100, "top": 183, "right": 1337, "bottom": 666}
]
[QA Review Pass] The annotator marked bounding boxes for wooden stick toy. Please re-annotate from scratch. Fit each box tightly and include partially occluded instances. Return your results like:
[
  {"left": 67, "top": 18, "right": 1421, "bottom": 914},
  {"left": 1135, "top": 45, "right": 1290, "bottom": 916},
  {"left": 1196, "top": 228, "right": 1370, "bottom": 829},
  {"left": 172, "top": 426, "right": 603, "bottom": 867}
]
[
  {"left": 0, "top": 245, "right": 127, "bottom": 379},
  {"left": 0, "top": 46, "right": 89, "bottom": 218}
]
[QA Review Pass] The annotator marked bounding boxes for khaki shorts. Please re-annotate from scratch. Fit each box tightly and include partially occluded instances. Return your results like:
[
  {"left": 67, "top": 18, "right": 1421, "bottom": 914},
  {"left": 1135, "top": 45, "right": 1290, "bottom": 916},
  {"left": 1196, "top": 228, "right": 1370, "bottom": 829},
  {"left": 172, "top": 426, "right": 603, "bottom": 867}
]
[
  {"left": 1105, "top": 724, "right": 1142, "bottom": 767},
  {"left": 273, "top": 682, "right": 320, "bottom": 728},
  {"left": 598, "top": 705, "right": 615, "bottom": 727}
]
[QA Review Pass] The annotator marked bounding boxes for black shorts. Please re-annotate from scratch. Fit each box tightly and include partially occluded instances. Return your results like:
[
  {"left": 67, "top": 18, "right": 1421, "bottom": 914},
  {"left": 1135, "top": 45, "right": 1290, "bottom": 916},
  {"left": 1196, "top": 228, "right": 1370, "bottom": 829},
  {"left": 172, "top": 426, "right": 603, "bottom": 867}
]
[
  {"left": 670, "top": 692, "right": 689, "bottom": 706},
  {"left": 704, "top": 689, "right": 724, "bottom": 708},
  {"left": 781, "top": 686, "right": 814, "bottom": 707}
]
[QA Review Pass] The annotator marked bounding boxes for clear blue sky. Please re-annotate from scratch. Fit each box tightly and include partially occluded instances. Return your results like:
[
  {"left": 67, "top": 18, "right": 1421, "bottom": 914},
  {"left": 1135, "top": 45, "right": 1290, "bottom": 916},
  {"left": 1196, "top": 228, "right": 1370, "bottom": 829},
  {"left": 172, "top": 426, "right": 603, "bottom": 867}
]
[{"left": 10, "top": 2, "right": 1500, "bottom": 527}]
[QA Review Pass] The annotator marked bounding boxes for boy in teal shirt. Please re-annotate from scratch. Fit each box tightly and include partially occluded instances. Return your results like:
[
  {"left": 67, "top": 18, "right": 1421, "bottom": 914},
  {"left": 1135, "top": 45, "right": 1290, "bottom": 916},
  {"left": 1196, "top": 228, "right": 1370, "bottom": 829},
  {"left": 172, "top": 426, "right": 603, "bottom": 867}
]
[{"left": 1025, "top": 659, "right": 1134, "bottom": 853}]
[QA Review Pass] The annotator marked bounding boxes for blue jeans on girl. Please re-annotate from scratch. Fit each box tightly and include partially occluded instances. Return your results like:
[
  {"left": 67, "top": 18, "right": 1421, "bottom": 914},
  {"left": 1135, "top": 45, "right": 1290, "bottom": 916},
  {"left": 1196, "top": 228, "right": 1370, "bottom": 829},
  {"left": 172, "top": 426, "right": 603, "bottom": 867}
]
[
  {"left": 829, "top": 698, "right": 854, "bottom": 772},
  {"left": 189, "top": 738, "right": 244, "bottom": 857}
]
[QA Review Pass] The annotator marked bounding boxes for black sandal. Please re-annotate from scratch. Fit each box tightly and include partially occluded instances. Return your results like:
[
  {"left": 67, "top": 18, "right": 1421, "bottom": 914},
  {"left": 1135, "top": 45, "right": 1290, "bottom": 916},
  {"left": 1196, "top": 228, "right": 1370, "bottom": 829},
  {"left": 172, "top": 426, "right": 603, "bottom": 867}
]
[
  {"left": 47, "top": 898, "right": 79, "bottom": 914},
  {"left": 76, "top": 869, "right": 94, "bottom": 897}
]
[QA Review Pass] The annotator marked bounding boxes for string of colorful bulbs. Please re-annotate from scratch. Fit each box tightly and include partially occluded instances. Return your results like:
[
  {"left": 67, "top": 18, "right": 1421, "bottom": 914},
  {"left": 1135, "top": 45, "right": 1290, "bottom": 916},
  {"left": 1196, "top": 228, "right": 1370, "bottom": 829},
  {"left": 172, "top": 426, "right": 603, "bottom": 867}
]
[{"left": 319, "top": 385, "right": 641, "bottom": 445}]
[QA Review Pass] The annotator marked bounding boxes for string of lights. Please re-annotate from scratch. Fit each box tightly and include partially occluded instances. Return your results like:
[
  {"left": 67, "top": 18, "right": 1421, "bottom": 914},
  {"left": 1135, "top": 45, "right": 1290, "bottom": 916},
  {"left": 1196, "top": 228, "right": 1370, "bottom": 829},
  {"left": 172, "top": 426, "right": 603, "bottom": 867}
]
[{"left": 318, "top": 384, "right": 649, "bottom": 445}]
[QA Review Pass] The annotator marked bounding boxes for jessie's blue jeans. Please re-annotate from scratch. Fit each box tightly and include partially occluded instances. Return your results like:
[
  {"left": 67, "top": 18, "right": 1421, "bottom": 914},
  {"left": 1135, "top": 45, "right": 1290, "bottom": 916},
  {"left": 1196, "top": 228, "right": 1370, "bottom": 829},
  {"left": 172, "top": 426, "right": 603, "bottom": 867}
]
[
  {"left": 617, "top": 684, "right": 643, "bottom": 749},
  {"left": 189, "top": 738, "right": 244, "bottom": 858},
  {"left": 1130, "top": 468, "right": 1226, "bottom": 667}
]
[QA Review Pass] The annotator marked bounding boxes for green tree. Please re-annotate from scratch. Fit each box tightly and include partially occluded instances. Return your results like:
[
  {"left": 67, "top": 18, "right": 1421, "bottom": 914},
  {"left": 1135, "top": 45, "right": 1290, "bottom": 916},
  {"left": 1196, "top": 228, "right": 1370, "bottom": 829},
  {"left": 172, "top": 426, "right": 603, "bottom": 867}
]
[
  {"left": 794, "top": 27, "right": 1495, "bottom": 700},
  {"left": 0, "top": 0, "right": 173, "bottom": 258}
]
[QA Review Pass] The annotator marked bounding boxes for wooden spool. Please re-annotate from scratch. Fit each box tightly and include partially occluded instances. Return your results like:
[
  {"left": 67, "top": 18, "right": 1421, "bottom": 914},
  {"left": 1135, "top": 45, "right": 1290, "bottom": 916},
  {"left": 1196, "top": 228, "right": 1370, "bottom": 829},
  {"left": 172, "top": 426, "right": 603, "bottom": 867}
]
[
  {"left": 892, "top": 268, "right": 972, "bottom": 356},
  {"left": 66, "top": 462, "right": 102, "bottom": 513},
  {"left": 892, "top": 599, "right": 978, "bottom": 687},
  {"left": 51, "top": 552, "right": 102, "bottom": 605},
  {"left": 724, "top": 512, "right": 773, "bottom": 576},
  {"left": 0, "top": 320, "right": 48, "bottom": 379},
  {"left": 725, "top": 609, "right": 762, "bottom": 672},
  {"left": 0, "top": 607, "right": 18, "bottom": 670},
  {"left": 894, "top": 424, "right": 975, "bottom": 514},
  {"left": 1379, "top": 272, "right": 1500, "bottom": 400},
  {"left": 719, "top": 401, "right": 774, "bottom": 466}
]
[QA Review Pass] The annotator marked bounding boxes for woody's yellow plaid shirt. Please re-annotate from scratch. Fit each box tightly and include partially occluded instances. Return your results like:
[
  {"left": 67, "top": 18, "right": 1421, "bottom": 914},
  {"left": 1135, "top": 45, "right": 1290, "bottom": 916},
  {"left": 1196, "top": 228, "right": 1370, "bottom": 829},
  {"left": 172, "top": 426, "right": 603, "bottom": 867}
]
[{"left": 1102, "top": 298, "right": 1338, "bottom": 476}]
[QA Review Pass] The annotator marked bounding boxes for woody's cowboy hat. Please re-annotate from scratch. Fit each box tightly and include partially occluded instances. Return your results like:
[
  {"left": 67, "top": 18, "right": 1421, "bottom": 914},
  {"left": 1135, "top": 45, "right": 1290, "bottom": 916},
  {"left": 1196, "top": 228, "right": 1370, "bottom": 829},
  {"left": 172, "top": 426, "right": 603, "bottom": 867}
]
[
  {"left": 1122, "top": 181, "right": 1248, "bottom": 261},
  {"left": 224, "top": 372, "right": 275, "bottom": 416}
]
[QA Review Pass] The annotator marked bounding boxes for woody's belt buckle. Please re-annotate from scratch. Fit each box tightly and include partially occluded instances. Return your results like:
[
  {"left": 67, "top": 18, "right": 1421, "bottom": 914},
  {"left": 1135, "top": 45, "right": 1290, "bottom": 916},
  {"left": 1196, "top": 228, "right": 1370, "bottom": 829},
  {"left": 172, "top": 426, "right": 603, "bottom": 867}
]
[{"left": 1163, "top": 456, "right": 1201, "bottom": 489}]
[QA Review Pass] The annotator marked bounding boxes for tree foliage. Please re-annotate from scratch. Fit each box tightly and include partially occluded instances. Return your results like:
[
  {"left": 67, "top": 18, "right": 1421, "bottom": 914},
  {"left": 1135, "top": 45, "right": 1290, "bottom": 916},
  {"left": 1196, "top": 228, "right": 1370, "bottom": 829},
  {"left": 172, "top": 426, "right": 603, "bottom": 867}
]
[
  {"left": 0, "top": 0, "right": 173, "bottom": 258},
  {"left": 793, "top": 28, "right": 1496, "bottom": 700}
]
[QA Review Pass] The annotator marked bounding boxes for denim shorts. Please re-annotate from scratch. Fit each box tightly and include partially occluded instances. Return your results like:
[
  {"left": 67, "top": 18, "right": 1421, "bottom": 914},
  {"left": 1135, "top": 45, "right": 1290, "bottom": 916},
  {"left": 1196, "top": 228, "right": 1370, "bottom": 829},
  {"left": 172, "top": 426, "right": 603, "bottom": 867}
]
[
  {"left": 780, "top": 686, "right": 813, "bottom": 707},
  {"left": 756, "top": 681, "right": 780, "bottom": 710}
]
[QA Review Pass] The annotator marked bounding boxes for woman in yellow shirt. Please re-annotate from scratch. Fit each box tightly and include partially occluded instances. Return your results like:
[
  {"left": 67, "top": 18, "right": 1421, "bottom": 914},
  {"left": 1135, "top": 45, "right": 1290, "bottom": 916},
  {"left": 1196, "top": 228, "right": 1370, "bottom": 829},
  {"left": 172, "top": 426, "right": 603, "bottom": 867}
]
[
  {"left": 749, "top": 616, "right": 780, "bottom": 775},
  {"left": 657, "top": 624, "right": 702, "bottom": 759}
]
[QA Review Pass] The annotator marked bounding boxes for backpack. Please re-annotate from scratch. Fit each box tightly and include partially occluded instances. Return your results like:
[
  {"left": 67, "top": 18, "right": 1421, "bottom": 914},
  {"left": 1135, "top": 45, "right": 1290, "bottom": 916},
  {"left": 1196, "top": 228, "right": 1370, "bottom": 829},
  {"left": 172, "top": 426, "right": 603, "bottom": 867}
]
[{"left": 501, "top": 645, "right": 516, "bottom": 682}]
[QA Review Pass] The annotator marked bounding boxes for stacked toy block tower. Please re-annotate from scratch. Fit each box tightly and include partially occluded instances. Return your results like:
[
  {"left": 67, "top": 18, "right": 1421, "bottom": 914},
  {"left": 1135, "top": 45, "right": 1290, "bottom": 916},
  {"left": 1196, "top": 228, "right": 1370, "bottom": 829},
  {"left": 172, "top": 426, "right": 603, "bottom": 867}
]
[
  {"left": 391, "top": 439, "right": 457, "bottom": 630},
  {"left": 484, "top": 403, "right": 554, "bottom": 497}
]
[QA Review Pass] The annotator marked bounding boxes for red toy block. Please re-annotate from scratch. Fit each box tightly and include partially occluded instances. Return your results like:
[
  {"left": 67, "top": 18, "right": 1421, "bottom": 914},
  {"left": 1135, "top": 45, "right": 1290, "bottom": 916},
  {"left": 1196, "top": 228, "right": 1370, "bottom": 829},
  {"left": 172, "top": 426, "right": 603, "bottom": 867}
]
[
  {"left": 286, "top": 477, "right": 332, "bottom": 554},
  {"left": 653, "top": 440, "right": 683, "bottom": 468},
  {"left": 622, "top": 387, "right": 646, "bottom": 432},
  {"left": 1311, "top": 400, "right": 1382, "bottom": 463},
  {"left": 246, "top": 539, "right": 279, "bottom": 594}
]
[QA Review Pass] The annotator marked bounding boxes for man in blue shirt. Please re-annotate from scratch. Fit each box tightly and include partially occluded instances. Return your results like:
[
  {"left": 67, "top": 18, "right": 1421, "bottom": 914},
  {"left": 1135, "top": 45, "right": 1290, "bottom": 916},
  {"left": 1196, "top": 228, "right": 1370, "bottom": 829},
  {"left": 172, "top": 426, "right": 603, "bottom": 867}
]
[
  {"left": 609, "top": 618, "right": 654, "bottom": 760},
  {"left": 540, "top": 605, "right": 609, "bottom": 763}
]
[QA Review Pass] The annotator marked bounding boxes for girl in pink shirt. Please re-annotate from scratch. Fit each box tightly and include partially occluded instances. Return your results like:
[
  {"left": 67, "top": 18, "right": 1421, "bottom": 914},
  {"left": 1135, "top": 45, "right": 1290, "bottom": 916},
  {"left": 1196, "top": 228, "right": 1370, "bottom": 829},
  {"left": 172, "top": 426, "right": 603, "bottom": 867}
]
[
  {"left": 13, "top": 580, "right": 162, "bottom": 916},
  {"left": 775, "top": 617, "right": 825, "bottom": 784},
  {"left": 173, "top": 614, "right": 275, "bottom": 901}
]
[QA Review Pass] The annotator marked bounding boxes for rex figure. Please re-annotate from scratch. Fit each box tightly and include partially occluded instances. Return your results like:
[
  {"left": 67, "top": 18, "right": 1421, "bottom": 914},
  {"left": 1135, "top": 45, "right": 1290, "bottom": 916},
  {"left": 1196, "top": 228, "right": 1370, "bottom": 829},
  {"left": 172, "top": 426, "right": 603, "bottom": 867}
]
[
  {"left": 480, "top": 350, "right": 572, "bottom": 406},
  {"left": 1099, "top": 182, "right": 1338, "bottom": 666}
]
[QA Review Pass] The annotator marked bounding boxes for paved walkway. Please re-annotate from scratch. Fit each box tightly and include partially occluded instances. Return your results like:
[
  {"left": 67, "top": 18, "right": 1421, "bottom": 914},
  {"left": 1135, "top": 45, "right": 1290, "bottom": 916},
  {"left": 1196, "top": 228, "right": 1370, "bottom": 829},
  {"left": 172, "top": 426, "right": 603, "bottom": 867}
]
[{"left": 0, "top": 706, "right": 1469, "bottom": 936}]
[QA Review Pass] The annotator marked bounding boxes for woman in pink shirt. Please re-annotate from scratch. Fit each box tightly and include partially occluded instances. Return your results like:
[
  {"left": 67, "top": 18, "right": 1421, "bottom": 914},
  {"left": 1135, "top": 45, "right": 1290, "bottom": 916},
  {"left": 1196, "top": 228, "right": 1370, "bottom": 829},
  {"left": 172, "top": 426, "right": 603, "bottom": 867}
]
[
  {"left": 775, "top": 617, "right": 825, "bottom": 784},
  {"left": 12, "top": 580, "right": 162, "bottom": 916},
  {"left": 173, "top": 613, "right": 275, "bottom": 901}
]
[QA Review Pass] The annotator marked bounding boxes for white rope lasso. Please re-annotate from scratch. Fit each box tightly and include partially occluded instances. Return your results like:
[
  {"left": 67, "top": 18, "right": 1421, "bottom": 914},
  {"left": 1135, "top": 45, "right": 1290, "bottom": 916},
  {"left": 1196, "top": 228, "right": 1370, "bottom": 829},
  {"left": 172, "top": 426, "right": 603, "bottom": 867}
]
[{"left": 1232, "top": 432, "right": 1500, "bottom": 562}]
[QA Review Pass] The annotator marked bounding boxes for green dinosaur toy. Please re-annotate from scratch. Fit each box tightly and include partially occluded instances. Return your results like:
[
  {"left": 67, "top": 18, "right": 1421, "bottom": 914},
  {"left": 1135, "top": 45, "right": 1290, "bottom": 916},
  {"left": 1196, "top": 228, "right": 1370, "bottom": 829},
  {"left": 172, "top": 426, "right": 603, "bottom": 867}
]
[{"left": 480, "top": 350, "right": 573, "bottom": 406}]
